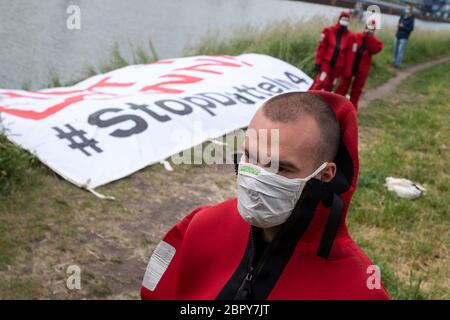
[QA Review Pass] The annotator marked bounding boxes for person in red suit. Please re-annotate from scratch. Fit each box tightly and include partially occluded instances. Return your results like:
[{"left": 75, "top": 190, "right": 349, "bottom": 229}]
[
  {"left": 335, "top": 20, "right": 384, "bottom": 110},
  {"left": 310, "top": 11, "right": 356, "bottom": 92},
  {"left": 141, "top": 91, "right": 390, "bottom": 300}
]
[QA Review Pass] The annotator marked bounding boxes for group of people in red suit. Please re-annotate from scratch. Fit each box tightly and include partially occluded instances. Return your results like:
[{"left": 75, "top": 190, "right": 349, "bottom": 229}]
[{"left": 310, "top": 11, "right": 384, "bottom": 110}]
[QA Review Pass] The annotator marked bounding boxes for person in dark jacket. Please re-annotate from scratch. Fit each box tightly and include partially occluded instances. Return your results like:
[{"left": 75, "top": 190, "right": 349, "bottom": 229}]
[
  {"left": 336, "top": 20, "right": 383, "bottom": 110},
  {"left": 392, "top": 5, "right": 415, "bottom": 68}
]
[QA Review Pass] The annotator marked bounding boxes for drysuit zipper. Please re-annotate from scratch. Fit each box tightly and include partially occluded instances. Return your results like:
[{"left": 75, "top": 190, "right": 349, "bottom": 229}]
[{"left": 234, "top": 228, "right": 280, "bottom": 300}]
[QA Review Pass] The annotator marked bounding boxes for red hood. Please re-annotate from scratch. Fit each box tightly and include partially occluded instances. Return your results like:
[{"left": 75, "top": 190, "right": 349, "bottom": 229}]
[
  {"left": 334, "top": 11, "right": 350, "bottom": 29},
  {"left": 308, "top": 90, "right": 358, "bottom": 204},
  {"left": 338, "top": 10, "right": 350, "bottom": 21},
  {"left": 300, "top": 90, "right": 359, "bottom": 257}
]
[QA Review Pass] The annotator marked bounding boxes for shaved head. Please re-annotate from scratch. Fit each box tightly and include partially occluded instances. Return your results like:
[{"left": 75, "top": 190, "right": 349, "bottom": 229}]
[{"left": 262, "top": 92, "right": 340, "bottom": 165}]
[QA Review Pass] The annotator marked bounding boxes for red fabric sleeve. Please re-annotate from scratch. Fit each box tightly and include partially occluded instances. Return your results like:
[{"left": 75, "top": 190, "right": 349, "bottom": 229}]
[
  {"left": 343, "top": 34, "right": 358, "bottom": 78},
  {"left": 367, "top": 35, "right": 383, "bottom": 55},
  {"left": 314, "top": 28, "right": 329, "bottom": 66},
  {"left": 140, "top": 205, "right": 210, "bottom": 300}
]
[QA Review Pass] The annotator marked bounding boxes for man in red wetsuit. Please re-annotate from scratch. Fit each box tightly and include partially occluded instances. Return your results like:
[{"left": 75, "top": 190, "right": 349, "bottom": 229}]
[
  {"left": 310, "top": 11, "right": 356, "bottom": 92},
  {"left": 141, "top": 91, "right": 390, "bottom": 300},
  {"left": 335, "top": 20, "right": 384, "bottom": 110}
]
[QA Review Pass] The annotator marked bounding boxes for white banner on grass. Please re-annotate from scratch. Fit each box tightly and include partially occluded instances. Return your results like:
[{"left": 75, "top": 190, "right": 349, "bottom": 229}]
[{"left": 0, "top": 54, "right": 312, "bottom": 190}]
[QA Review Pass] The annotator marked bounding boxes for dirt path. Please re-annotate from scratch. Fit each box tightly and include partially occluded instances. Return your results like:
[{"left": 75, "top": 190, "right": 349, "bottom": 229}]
[{"left": 359, "top": 56, "right": 450, "bottom": 108}]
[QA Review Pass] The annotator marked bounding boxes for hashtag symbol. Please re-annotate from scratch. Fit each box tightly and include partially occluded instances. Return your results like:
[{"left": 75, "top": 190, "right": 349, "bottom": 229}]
[{"left": 53, "top": 124, "right": 103, "bottom": 156}]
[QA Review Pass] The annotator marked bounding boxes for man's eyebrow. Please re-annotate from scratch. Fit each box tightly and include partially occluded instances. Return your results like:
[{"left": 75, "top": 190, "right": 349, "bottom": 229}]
[
  {"left": 245, "top": 148, "right": 298, "bottom": 170},
  {"left": 277, "top": 160, "right": 298, "bottom": 170}
]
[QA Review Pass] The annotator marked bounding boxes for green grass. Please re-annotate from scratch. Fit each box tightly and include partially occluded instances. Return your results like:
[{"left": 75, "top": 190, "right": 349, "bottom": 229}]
[
  {"left": 0, "top": 39, "right": 160, "bottom": 197},
  {"left": 0, "top": 133, "right": 43, "bottom": 197},
  {"left": 188, "top": 18, "right": 450, "bottom": 89},
  {"left": 187, "top": 18, "right": 326, "bottom": 81},
  {"left": 80, "top": 40, "right": 159, "bottom": 84},
  {"left": 349, "top": 62, "right": 450, "bottom": 299}
]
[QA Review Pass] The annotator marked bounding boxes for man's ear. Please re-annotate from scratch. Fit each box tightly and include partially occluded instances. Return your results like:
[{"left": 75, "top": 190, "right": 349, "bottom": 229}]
[{"left": 319, "top": 162, "right": 336, "bottom": 182}]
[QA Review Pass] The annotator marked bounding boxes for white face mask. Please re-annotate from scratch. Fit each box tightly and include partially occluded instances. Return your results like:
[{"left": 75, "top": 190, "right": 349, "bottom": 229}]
[
  {"left": 339, "top": 19, "right": 349, "bottom": 27},
  {"left": 236, "top": 159, "right": 328, "bottom": 228}
]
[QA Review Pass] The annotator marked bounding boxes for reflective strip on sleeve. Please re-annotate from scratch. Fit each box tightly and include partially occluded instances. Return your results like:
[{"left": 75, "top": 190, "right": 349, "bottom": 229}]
[
  {"left": 352, "top": 43, "right": 358, "bottom": 52},
  {"left": 142, "top": 240, "right": 176, "bottom": 291}
]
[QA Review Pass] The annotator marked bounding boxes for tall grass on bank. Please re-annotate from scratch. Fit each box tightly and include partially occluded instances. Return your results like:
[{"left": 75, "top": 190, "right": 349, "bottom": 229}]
[
  {"left": 0, "top": 131, "right": 40, "bottom": 196},
  {"left": 187, "top": 17, "right": 450, "bottom": 89},
  {"left": 68, "top": 41, "right": 158, "bottom": 88},
  {"left": 0, "top": 114, "right": 46, "bottom": 197},
  {"left": 188, "top": 17, "right": 328, "bottom": 79}
]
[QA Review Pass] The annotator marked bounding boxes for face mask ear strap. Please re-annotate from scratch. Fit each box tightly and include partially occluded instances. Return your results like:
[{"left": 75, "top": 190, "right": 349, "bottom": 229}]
[
  {"left": 233, "top": 153, "right": 243, "bottom": 175},
  {"left": 317, "top": 193, "right": 344, "bottom": 259},
  {"left": 306, "top": 162, "right": 328, "bottom": 180}
]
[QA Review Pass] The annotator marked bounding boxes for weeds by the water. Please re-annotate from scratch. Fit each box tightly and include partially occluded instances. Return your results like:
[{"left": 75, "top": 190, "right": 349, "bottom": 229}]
[{"left": 189, "top": 17, "right": 450, "bottom": 89}]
